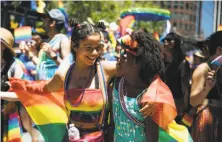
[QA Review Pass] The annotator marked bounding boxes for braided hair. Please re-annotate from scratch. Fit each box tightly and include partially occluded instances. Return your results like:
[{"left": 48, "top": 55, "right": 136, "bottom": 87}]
[{"left": 69, "top": 19, "right": 106, "bottom": 49}]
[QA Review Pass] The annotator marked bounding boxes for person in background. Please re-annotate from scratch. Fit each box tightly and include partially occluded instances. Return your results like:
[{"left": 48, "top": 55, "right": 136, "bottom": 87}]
[
  {"left": 190, "top": 31, "right": 222, "bottom": 142},
  {"left": 162, "top": 32, "right": 185, "bottom": 122},
  {"left": 195, "top": 40, "right": 210, "bottom": 60},
  {"left": 18, "top": 35, "right": 42, "bottom": 80},
  {"left": 0, "top": 28, "right": 37, "bottom": 142},
  {"left": 103, "top": 43, "right": 117, "bottom": 61},
  {"left": 26, "top": 9, "right": 74, "bottom": 80},
  {"left": 179, "top": 40, "right": 206, "bottom": 119}
]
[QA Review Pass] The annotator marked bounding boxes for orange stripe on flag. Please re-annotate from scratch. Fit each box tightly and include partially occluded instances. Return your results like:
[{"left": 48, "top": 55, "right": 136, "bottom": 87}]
[{"left": 140, "top": 77, "right": 177, "bottom": 129}]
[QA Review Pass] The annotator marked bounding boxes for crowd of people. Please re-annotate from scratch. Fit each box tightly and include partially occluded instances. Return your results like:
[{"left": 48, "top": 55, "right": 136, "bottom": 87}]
[{"left": 1, "top": 8, "right": 222, "bottom": 142}]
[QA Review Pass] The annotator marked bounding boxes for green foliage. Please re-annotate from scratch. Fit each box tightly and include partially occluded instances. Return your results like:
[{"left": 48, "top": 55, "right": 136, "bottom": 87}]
[{"left": 46, "top": 1, "right": 165, "bottom": 34}]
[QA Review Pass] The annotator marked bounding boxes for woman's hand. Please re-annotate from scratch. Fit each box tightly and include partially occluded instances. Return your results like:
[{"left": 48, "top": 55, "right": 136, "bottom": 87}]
[
  {"left": 205, "top": 70, "right": 216, "bottom": 90},
  {"left": 40, "top": 42, "right": 56, "bottom": 58},
  {"left": 139, "top": 102, "right": 155, "bottom": 118}
]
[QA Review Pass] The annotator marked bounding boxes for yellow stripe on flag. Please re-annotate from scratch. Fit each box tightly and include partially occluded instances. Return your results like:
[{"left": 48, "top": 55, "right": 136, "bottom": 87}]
[
  {"left": 26, "top": 105, "right": 68, "bottom": 125},
  {"left": 8, "top": 127, "right": 21, "bottom": 140},
  {"left": 168, "top": 120, "right": 191, "bottom": 142}
]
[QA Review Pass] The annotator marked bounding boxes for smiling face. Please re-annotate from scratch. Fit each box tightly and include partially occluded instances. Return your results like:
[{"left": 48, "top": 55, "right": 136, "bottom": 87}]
[{"left": 74, "top": 34, "right": 104, "bottom": 66}]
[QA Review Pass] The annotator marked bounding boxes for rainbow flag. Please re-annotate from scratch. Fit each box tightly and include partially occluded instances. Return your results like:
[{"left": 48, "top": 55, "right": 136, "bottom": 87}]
[
  {"left": 9, "top": 78, "right": 68, "bottom": 142},
  {"left": 2, "top": 102, "right": 22, "bottom": 142},
  {"left": 120, "top": 15, "right": 135, "bottom": 36},
  {"left": 14, "top": 26, "right": 32, "bottom": 44},
  {"left": 141, "top": 77, "right": 193, "bottom": 142}
]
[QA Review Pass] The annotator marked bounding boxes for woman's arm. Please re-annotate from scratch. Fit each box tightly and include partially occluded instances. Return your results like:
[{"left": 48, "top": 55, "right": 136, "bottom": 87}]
[
  {"left": 144, "top": 117, "right": 159, "bottom": 142},
  {"left": 190, "top": 63, "right": 215, "bottom": 107},
  {"left": 44, "top": 62, "right": 70, "bottom": 92},
  {"left": 0, "top": 91, "right": 19, "bottom": 101},
  {"left": 101, "top": 61, "right": 117, "bottom": 83}
]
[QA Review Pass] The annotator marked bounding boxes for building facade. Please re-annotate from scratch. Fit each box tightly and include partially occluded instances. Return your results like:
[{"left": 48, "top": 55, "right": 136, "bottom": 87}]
[
  {"left": 153, "top": 1, "right": 198, "bottom": 37},
  {"left": 213, "top": 1, "right": 222, "bottom": 32}
]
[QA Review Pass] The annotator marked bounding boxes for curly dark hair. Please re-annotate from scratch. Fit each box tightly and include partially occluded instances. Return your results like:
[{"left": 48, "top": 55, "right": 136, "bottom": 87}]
[
  {"left": 207, "top": 31, "right": 222, "bottom": 55},
  {"left": 131, "top": 30, "right": 165, "bottom": 84}
]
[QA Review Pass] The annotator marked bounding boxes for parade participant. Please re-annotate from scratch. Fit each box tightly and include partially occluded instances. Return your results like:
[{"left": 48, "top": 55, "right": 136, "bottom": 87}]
[
  {"left": 0, "top": 20, "right": 116, "bottom": 142},
  {"left": 18, "top": 35, "right": 42, "bottom": 80},
  {"left": 26, "top": 9, "right": 74, "bottom": 80},
  {"left": 112, "top": 30, "right": 181, "bottom": 142},
  {"left": 162, "top": 32, "right": 185, "bottom": 122},
  {"left": 190, "top": 31, "right": 222, "bottom": 142},
  {"left": 0, "top": 28, "right": 31, "bottom": 142}
]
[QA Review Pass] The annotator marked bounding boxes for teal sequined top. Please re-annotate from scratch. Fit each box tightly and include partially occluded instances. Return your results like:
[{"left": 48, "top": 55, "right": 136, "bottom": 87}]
[{"left": 112, "top": 80, "right": 147, "bottom": 142}]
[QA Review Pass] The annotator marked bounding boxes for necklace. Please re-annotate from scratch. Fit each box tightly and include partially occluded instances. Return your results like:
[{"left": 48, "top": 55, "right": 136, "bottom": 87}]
[
  {"left": 118, "top": 76, "right": 144, "bottom": 126},
  {"left": 119, "top": 76, "right": 127, "bottom": 96},
  {"left": 78, "top": 66, "right": 94, "bottom": 82},
  {"left": 67, "top": 65, "right": 95, "bottom": 106}
]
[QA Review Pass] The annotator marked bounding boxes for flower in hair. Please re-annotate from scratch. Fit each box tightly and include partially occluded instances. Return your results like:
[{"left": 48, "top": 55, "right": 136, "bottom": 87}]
[{"left": 117, "top": 35, "right": 138, "bottom": 49}]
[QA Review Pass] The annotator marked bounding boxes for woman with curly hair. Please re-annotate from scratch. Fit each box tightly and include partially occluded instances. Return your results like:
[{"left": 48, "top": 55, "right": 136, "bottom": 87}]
[{"left": 111, "top": 30, "right": 178, "bottom": 142}]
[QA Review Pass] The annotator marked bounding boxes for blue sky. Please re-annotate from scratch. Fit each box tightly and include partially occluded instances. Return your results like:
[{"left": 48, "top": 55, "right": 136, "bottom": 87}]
[{"left": 201, "top": 1, "right": 214, "bottom": 38}]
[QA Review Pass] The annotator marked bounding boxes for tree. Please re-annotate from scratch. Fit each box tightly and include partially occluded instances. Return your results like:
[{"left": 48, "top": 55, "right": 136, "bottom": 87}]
[{"left": 46, "top": 1, "right": 165, "bottom": 34}]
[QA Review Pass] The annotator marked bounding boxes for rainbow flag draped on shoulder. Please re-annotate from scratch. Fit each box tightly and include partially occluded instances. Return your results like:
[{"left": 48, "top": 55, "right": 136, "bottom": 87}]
[
  {"left": 9, "top": 78, "right": 68, "bottom": 142},
  {"left": 141, "top": 76, "right": 193, "bottom": 142}
]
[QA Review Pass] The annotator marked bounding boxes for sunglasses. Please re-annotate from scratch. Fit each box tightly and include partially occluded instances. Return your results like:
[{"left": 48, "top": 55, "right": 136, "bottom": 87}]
[
  {"left": 164, "top": 39, "right": 175, "bottom": 43},
  {"left": 120, "top": 48, "right": 137, "bottom": 56}
]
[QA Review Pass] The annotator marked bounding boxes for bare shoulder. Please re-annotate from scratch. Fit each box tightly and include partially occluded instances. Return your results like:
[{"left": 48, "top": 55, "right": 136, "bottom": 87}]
[
  {"left": 100, "top": 61, "right": 116, "bottom": 74},
  {"left": 192, "top": 63, "right": 209, "bottom": 79},
  {"left": 56, "top": 63, "right": 72, "bottom": 82},
  {"left": 100, "top": 61, "right": 117, "bottom": 82}
]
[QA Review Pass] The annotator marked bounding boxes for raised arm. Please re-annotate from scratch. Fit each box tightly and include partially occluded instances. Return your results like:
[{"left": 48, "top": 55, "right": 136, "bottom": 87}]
[{"left": 44, "top": 61, "right": 70, "bottom": 92}]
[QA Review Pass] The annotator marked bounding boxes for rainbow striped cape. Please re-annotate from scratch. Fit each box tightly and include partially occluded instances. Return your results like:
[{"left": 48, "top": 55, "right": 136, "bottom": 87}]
[{"left": 9, "top": 79, "right": 68, "bottom": 142}]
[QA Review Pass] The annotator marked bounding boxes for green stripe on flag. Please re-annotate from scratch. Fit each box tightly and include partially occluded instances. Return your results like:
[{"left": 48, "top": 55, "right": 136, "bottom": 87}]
[
  {"left": 36, "top": 123, "right": 67, "bottom": 142},
  {"left": 159, "top": 127, "right": 177, "bottom": 142}
]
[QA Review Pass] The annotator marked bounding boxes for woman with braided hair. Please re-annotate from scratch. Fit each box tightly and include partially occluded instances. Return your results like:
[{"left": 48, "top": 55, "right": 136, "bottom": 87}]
[{"left": 0, "top": 20, "right": 116, "bottom": 141}]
